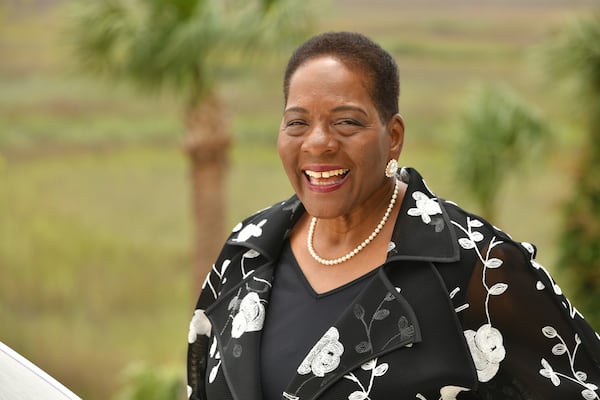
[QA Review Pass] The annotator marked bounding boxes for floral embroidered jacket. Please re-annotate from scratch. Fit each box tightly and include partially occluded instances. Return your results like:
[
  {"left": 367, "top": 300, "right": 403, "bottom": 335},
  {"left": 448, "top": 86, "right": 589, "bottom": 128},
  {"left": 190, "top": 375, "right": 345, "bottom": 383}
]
[{"left": 187, "top": 167, "right": 600, "bottom": 400}]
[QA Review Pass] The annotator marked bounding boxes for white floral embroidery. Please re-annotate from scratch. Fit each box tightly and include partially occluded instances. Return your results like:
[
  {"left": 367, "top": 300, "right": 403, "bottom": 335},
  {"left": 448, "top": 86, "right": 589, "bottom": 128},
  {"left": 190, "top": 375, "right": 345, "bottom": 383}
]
[
  {"left": 344, "top": 358, "right": 389, "bottom": 400},
  {"left": 452, "top": 217, "right": 507, "bottom": 383},
  {"left": 439, "top": 386, "right": 471, "bottom": 399},
  {"left": 232, "top": 219, "right": 267, "bottom": 242},
  {"left": 539, "top": 326, "right": 600, "bottom": 399},
  {"left": 208, "top": 337, "right": 221, "bottom": 383},
  {"left": 231, "top": 292, "right": 265, "bottom": 339},
  {"left": 298, "top": 327, "right": 344, "bottom": 377},
  {"left": 387, "top": 241, "right": 396, "bottom": 253},
  {"left": 407, "top": 191, "right": 442, "bottom": 224},
  {"left": 415, "top": 385, "right": 470, "bottom": 400},
  {"left": 232, "top": 222, "right": 243, "bottom": 232},
  {"left": 464, "top": 324, "right": 506, "bottom": 382},
  {"left": 188, "top": 309, "right": 211, "bottom": 343}
]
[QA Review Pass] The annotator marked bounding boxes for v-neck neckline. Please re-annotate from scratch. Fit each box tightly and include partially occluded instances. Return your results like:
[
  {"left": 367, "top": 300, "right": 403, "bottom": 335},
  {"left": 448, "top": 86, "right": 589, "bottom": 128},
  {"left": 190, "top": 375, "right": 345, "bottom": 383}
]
[{"left": 284, "top": 241, "right": 379, "bottom": 298}]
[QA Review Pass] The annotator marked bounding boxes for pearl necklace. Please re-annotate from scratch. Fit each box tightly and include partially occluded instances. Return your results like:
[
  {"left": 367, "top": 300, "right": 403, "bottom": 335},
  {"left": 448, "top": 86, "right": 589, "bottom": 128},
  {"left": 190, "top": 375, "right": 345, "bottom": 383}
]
[{"left": 307, "top": 179, "right": 400, "bottom": 266}]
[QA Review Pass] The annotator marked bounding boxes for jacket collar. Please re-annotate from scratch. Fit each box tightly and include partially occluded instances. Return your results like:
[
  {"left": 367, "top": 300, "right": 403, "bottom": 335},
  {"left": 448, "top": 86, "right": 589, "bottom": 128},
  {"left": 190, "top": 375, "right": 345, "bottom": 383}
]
[{"left": 226, "top": 167, "right": 460, "bottom": 264}]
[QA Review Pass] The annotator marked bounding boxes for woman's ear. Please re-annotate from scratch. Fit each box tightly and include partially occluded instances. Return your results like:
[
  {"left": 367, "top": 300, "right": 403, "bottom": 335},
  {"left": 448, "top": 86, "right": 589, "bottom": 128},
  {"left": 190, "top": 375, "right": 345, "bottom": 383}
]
[{"left": 388, "top": 113, "right": 405, "bottom": 159}]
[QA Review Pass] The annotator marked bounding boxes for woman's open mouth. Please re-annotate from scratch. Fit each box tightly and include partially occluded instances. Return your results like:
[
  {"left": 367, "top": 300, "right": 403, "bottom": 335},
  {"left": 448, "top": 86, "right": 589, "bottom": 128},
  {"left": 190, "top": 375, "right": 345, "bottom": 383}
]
[{"left": 303, "top": 168, "right": 350, "bottom": 188}]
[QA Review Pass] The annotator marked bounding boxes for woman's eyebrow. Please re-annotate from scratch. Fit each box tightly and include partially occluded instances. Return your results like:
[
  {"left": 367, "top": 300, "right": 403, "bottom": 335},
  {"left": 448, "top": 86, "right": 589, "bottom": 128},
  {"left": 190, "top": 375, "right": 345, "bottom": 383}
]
[
  {"left": 332, "top": 105, "right": 368, "bottom": 116},
  {"left": 283, "top": 106, "right": 308, "bottom": 114}
]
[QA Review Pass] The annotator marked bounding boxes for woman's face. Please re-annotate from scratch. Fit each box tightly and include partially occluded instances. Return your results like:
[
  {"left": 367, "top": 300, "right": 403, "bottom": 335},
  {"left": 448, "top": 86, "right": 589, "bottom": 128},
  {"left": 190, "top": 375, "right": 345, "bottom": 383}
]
[{"left": 278, "top": 56, "right": 404, "bottom": 220}]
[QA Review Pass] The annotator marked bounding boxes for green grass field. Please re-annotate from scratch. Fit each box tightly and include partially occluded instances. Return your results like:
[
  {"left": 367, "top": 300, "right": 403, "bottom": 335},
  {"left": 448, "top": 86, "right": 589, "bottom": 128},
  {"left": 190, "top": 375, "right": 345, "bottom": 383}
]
[{"left": 0, "top": 0, "right": 597, "bottom": 398}]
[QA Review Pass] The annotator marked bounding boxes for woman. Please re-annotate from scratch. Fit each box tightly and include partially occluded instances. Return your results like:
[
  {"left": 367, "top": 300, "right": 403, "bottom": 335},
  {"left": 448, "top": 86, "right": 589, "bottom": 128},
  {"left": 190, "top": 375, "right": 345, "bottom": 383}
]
[{"left": 187, "top": 32, "right": 600, "bottom": 400}]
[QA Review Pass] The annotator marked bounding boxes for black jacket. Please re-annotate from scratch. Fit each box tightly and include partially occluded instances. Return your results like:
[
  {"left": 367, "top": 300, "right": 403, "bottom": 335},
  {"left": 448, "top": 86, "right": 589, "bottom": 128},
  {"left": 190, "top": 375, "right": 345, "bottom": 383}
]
[{"left": 187, "top": 167, "right": 600, "bottom": 400}]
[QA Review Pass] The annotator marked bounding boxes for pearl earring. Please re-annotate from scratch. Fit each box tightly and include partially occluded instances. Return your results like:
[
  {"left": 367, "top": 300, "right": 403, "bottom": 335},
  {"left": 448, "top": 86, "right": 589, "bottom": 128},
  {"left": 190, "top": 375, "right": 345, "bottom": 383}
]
[{"left": 385, "top": 159, "right": 398, "bottom": 178}]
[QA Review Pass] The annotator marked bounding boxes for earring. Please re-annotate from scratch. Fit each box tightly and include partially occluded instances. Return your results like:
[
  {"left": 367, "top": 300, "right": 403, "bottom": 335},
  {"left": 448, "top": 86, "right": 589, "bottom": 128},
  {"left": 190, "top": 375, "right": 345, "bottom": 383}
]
[{"left": 385, "top": 159, "right": 398, "bottom": 178}]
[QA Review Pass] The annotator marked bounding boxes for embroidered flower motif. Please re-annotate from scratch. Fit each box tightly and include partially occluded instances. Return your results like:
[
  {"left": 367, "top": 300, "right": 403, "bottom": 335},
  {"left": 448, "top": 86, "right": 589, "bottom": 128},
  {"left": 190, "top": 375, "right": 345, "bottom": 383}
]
[
  {"left": 232, "top": 219, "right": 267, "bottom": 242},
  {"left": 188, "top": 309, "right": 211, "bottom": 343},
  {"left": 231, "top": 292, "right": 265, "bottom": 339},
  {"left": 407, "top": 191, "right": 442, "bottom": 224},
  {"left": 464, "top": 324, "right": 506, "bottom": 382},
  {"left": 298, "top": 327, "right": 344, "bottom": 377}
]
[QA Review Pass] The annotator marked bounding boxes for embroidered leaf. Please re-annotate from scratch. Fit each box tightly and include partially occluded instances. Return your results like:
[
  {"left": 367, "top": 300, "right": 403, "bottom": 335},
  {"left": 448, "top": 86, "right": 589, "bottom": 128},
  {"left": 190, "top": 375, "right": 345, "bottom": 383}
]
[
  {"left": 469, "top": 219, "right": 484, "bottom": 228},
  {"left": 536, "top": 281, "right": 545, "bottom": 290},
  {"left": 485, "top": 258, "right": 503, "bottom": 269},
  {"left": 355, "top": 341, "right": 372, "bottom": 354},
  {"left": 575, "top": 333, "right": 582, "bottom": 344},
  {"left": 209, "top": 364, "right": 220, "bottom": 383},
  {"left": 348, "top": 391, "right": 368, "bottom": 400},
  {"left": 228, "top": 297, "right": 240, "bottom": 311},
  {"left": 384, "top": 292, "right": 395, "bottom": 301},
  {"left": 552, "top": 343, "right": 567, "bottom": 356},
  {"left": 209, "top": 339, "right": 218, "bottom": 358},
  {"left": 373, "top": 363, "right": 389, "bottom": 377},
  {"left": 373, "top": 309, "right": 390, "bottom": 320},
  {"left": 489, "top": 283, "right": 508, "bottom": 296},
  {"left": 361, "top": 359, "right": 376, "bottom": 370},
  {"left": 582, "top": 389, "right": 597, "bottom": 400},
  {"left": 459, "top": 238, "right": 476, "bottom": 249},
  {"left": 471, "top": 231, "right": 484, "bottom": 242},
  {"left": 354, "top": 304, "right": 365, "bottom": 320},
  {"left": 542, "top": 326, "right": 558, "bottom": 338},
  {"left": 521, "top": 242, "right": 535, "bottom": 254},
  {"left": 575, "top": 371, "right": 588, "bottom": 381}
]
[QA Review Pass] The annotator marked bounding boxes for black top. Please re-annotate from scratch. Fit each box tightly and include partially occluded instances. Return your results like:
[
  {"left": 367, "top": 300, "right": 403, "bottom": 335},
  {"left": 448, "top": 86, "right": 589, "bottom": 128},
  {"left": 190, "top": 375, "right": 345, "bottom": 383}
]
[{"left": 260, "top": 241, "right": 376, "bottom": 400}]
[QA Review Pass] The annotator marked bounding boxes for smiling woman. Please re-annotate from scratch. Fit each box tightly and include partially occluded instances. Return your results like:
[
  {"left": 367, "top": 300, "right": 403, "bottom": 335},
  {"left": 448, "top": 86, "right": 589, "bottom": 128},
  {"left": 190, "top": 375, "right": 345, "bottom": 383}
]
[{"left": 186, "top": 32, "right": 600, "bottom": 400}]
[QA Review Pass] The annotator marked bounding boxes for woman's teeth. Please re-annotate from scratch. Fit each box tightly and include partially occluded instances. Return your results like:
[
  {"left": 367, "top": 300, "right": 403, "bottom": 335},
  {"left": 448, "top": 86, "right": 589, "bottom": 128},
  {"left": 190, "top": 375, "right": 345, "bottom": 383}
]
[{"left": 304, "top": 169, "right": 349, "bottom": 185}]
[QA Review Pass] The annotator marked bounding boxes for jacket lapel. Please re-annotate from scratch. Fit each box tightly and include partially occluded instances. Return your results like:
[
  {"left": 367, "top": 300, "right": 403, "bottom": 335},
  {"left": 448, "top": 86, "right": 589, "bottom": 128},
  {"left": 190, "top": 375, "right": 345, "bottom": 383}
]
[
  {"left": 205, "top": 256, "right": 275, "bottom": 400},
  {"left": 282, "top": 268, "right": 422, "bottom": 400}
]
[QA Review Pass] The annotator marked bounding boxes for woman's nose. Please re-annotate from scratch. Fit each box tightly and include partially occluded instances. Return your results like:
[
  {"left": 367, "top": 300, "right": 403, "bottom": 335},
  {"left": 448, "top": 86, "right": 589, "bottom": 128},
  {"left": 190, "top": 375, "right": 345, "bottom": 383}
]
[{"left": 301, "top": 124, "right": 338, "bottom": 154}]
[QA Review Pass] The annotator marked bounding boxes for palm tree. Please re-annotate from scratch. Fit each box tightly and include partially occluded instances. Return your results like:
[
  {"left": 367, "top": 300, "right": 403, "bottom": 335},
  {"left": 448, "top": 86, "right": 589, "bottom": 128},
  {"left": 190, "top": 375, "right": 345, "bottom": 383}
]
[
  {"left": 454, "top": 83, "right": 551, "bottom": 222},
  {"left": 548, "top": 14, "right": 600, "bottom": 328},
  {"left": 69, "top": 0, "right": 313, "bottom": 290}
]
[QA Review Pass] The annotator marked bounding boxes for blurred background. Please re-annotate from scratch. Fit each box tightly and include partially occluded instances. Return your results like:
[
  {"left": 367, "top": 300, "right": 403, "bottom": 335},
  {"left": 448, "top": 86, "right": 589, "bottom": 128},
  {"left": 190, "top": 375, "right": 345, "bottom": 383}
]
[{"left": 1, "top": 0, "right": 599, "bottom": 398}]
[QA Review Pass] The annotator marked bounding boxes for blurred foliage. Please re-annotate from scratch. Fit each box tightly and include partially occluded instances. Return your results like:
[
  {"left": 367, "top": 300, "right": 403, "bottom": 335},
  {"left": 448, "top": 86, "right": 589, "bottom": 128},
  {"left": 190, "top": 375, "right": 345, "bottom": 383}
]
[
  {"left": 115, "top": 363, "right": 184, "bottom": 400},
  {"left": 549, "top": 13, "right": 600, "bottom": 328},
  {"left": 454, "top": 83, "right": 551, "bottom": 221},
  {"left": 68, "top": 0, "right": 317, "bottom": 105}
]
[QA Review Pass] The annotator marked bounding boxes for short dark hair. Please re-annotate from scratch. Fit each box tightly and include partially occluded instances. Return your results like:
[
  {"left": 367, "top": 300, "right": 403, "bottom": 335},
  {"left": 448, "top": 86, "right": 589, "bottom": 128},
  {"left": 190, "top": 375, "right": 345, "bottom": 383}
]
[{"left": 283, "top": 31, "right": 400, "bottom": 122}]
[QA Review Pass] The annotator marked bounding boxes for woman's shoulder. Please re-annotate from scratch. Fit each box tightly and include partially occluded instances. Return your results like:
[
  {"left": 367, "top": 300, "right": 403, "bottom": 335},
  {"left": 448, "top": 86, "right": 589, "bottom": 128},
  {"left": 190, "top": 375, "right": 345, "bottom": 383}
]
[{"left": 439, "top": 196, "right": 537, "bottom": 268}]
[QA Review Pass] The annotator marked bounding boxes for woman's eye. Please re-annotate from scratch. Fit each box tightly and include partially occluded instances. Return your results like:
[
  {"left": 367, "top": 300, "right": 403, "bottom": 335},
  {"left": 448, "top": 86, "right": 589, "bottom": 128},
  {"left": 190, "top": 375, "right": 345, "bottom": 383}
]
[{"left": 337, "top": 119, "right": 359, "bottom": 125}]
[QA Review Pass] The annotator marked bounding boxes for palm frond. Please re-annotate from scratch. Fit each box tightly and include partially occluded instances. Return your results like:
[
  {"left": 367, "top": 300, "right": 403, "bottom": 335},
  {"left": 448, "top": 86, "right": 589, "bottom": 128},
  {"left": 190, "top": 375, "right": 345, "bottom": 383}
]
[{"left": 68, "top": 0, "right": 317, "bottom": 103}]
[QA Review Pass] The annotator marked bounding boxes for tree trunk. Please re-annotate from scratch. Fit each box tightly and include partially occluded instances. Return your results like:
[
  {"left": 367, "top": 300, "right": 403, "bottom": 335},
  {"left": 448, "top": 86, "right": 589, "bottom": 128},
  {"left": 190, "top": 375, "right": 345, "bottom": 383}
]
[{"left": 183, "top": 93, "right": 231, "bottom": 296}]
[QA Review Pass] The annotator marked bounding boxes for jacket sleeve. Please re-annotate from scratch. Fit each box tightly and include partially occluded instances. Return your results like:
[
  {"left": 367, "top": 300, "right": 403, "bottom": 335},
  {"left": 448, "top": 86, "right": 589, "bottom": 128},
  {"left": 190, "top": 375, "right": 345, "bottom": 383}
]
[
  {"left": 460, "top": 237, "right": 600, "bottom": 399},
  {"left": 186, "top": 255, "right": 226, "bottom": 400}
]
